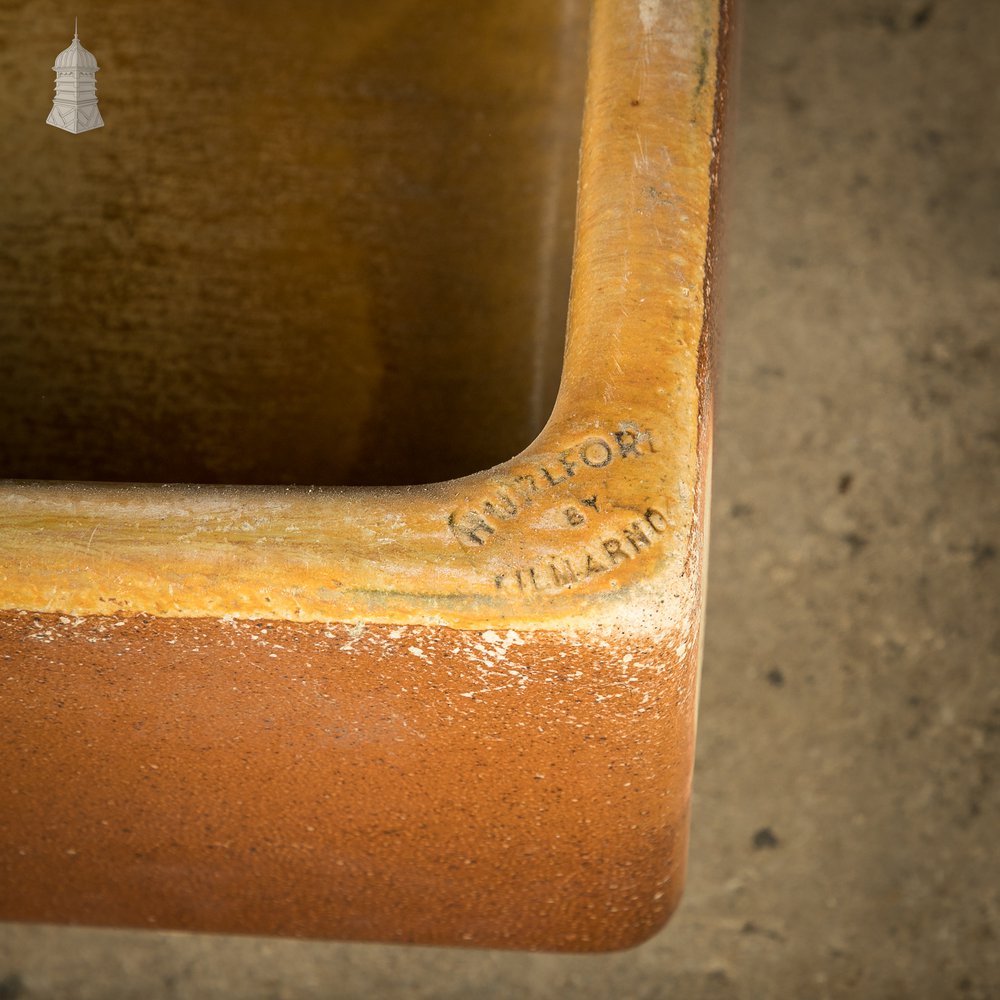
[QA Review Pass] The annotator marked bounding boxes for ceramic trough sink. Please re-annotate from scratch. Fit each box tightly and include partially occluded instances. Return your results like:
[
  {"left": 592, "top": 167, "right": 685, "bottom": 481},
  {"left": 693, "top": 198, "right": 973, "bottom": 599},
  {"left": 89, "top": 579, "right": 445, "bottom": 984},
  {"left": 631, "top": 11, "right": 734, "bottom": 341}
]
[{"left": 0, "top": 0, "right": 732, "bottom": 951}]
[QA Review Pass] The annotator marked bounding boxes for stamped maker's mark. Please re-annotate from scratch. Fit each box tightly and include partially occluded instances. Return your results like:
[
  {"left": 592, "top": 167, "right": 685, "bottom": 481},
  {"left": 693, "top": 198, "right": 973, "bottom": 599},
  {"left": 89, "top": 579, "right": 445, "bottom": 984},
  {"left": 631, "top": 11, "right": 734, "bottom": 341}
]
[
  {"left": 448, "top": 422, "right": 655, "bottom": 547},
  {"left": 495, "top": 507, "right": 670, "bottom": 594}
]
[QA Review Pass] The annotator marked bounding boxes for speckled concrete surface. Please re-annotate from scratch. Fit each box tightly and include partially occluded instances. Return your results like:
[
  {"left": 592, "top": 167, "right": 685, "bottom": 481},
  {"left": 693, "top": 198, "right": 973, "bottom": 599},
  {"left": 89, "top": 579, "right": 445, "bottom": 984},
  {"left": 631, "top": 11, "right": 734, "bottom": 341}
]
[{"left": 1, "top": 0, "right": 998, "bottom": 996}]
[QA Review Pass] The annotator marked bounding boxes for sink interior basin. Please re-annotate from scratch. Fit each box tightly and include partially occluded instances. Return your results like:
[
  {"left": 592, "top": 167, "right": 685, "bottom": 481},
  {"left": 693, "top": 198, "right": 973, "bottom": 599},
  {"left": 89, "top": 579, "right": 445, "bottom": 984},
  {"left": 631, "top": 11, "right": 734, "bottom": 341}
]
[
  {"left": 1, "top": 0, "right": 588, "bottom": 486},
  {"left": 0, "top": 0, "right": 731, "bottom": 953}
]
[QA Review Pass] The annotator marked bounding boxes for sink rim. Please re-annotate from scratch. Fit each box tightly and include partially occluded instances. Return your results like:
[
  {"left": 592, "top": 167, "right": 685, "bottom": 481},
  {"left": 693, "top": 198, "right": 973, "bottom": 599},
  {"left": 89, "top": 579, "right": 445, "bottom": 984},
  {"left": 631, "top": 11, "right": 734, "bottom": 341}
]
[{"left": 0, "top": 0, "right": 730, "bottom": 635}]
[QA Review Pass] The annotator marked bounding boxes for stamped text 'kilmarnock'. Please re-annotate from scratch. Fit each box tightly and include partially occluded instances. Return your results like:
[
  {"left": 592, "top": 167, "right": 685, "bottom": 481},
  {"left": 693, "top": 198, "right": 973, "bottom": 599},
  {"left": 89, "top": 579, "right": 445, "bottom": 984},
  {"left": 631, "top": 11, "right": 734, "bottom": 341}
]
[{"left": 494, "top": 506, "right": 670, "bottom": 593}]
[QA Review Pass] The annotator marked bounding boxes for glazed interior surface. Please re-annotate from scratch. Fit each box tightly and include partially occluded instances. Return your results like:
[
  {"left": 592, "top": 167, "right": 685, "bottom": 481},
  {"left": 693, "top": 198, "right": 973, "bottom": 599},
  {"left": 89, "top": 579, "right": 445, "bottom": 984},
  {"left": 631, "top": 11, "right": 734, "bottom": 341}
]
[{"left": 0, "top": 0, "right": 587, "bottom": 486}]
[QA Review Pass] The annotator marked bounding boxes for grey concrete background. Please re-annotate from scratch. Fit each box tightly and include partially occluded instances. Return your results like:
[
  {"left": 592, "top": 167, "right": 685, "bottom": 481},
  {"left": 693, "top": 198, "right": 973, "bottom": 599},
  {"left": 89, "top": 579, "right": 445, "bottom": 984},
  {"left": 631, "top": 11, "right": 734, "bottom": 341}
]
[{"left": 2, "top": 0, "right": 998, "bottom": 996}]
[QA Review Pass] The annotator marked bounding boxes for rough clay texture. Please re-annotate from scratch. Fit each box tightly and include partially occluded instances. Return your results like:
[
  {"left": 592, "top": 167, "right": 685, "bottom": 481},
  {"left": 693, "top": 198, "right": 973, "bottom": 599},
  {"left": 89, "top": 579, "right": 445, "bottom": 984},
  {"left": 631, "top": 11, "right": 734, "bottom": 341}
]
[
  {"left": 0, "top": 612, "right": 698, "bottom": 951},
  {"left": 0, "top": 0, "right": 998, "bottom": 996}
]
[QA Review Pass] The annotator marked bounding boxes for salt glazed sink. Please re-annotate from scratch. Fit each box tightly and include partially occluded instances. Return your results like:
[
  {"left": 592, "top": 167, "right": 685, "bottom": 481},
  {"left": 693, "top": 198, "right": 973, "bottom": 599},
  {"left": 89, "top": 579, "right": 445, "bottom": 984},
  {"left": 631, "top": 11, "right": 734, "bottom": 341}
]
[{"left": 0, "top": 0, "right": 732, "bottom": 951}]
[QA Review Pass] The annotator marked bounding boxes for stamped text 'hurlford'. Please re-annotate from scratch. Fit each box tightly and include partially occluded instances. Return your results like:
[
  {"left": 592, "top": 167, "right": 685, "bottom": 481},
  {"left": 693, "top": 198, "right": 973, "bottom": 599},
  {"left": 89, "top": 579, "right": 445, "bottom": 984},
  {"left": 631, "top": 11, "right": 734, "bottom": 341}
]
[{"left": 448, "top": 422, "right": 656, "bottom": 548}]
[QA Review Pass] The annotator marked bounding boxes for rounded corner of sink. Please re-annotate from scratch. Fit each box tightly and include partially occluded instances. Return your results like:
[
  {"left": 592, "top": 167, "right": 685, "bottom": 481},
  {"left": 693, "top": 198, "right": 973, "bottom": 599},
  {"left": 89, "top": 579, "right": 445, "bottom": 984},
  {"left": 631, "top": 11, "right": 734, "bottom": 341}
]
[{"left": 0, "top": 0, "right": 732, "bottom": 951}]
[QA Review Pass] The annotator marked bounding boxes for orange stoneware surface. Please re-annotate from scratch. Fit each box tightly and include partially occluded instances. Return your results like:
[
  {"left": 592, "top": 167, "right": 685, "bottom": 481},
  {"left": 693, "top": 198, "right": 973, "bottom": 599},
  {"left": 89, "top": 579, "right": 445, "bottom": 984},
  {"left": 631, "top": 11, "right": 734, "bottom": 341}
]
[{"left": 0, "top": 0, "right": 732, "bottom": 951}]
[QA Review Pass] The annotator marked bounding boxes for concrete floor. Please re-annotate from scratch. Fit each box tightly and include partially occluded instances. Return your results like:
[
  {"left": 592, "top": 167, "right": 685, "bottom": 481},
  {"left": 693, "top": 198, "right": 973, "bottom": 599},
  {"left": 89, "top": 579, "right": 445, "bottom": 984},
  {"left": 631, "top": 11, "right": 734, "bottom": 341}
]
[{"left": 1, "top": 0, "right": 998, "bottom": 996}]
